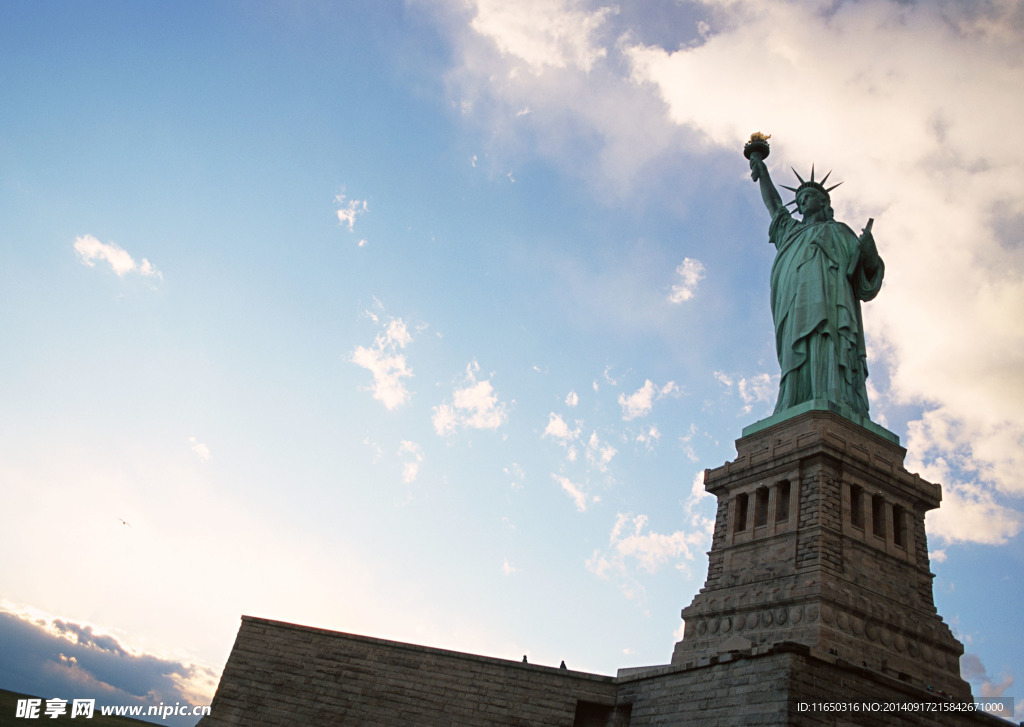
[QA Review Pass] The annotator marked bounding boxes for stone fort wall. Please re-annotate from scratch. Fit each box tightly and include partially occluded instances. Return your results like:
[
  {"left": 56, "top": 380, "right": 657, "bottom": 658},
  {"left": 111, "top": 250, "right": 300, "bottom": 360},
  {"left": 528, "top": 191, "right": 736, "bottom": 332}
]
[
  {"left": 197, "top": 616, "right": 626, "bottom": 727},
  {"left": 198, "top": 617, "right": 1013, "bottom": 727}
]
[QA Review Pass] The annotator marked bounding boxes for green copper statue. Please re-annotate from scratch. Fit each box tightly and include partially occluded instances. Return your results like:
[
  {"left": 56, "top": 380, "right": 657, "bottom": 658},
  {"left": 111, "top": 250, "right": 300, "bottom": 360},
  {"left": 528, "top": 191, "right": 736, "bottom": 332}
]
[{"left": 745, "top": 133, "right": 883, "bottom": 418}]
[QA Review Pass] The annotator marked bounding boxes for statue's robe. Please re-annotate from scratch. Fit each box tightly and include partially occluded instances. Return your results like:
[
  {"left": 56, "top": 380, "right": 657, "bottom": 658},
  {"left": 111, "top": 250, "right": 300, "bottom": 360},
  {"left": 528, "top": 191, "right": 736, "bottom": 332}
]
[{"left": 768, "top": 208, "right": 884, "bottom": 416}]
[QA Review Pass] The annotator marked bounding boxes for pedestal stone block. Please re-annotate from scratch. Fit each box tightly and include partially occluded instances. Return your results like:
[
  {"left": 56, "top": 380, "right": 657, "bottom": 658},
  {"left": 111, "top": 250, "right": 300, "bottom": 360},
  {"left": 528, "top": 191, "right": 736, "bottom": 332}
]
[{"left": 672, "top": 408, "right": 968, "bottom": 697}]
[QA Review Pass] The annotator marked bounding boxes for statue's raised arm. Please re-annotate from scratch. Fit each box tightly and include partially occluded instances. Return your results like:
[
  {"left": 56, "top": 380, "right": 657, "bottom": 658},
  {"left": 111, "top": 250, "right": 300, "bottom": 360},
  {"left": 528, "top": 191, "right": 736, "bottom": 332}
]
[
  {"left": 745, "top": 134, "right": 784, "bottom": 218},
  {"left": 743, "top": 133, "right": 884, "bottom": 421}
]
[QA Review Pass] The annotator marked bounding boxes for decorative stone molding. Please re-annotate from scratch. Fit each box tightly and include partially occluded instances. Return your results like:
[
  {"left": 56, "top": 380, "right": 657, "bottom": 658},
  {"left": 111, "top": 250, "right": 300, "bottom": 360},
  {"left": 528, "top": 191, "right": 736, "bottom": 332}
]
[{"left": 672, "top": 409, "right": 969, "bottom": 697}]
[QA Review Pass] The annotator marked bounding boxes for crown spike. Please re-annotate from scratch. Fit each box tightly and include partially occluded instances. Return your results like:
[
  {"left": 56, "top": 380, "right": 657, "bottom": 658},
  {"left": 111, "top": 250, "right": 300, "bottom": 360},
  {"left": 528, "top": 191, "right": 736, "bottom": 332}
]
[
  {"left": 810, "top": 164, "right": 816, "bottom": 183},
  {"left": 820, "top": 170, "right": 832, "bottom": 186},
  {"left": 784, "top": 198, "right": 799, "bottom": 207},
  {"left": 781, "top": 185, "right": 799, "bottom": 193},
  {"left": 824, "top": 182, "right": 843, "bottom": 194},
  {"left": 791, "top": 167, "right": 805, "bottom": 184}
]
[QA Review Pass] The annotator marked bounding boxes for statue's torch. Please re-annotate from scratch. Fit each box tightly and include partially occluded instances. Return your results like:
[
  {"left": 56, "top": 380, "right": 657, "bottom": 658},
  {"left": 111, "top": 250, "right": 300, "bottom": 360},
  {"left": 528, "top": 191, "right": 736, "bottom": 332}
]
[
  {"left": 744, "top": 132, "right": 771, "bottom": 182},
  {"left": 744, "top": 132, "right": 771, "bottom": 163}
]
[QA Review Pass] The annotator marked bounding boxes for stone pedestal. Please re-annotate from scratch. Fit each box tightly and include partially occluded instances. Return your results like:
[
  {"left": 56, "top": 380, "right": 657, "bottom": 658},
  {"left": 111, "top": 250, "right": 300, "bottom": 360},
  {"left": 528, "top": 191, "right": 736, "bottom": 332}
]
[{"left": 672, "top": 408, "right": 969, "bottom": 697}]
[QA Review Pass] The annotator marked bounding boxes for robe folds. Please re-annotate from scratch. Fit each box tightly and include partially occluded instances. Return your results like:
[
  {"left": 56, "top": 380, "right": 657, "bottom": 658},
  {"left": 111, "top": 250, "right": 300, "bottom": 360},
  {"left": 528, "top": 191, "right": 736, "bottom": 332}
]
[{"left": 768, "top": 207, "right": 884, "bottom": 416}]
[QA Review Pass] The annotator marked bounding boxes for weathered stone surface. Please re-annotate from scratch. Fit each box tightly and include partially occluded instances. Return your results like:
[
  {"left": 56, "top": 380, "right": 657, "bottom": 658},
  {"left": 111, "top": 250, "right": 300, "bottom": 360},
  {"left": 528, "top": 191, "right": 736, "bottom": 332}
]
[
  {"left": 672, "top": 409, "right": 968, "bottom": 697},
  {"left": 198, "top": 619, "right": 1008, "bottom": 726},
  {"left": 197, "top": 617, "right": 624, "bottom": 727}
]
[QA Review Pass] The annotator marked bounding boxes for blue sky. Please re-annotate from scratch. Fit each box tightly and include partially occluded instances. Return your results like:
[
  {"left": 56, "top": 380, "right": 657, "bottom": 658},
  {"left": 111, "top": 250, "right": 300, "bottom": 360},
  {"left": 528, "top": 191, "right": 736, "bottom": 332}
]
[{"left": 1, "top": 0, "right": 1021, "bottom": 721}]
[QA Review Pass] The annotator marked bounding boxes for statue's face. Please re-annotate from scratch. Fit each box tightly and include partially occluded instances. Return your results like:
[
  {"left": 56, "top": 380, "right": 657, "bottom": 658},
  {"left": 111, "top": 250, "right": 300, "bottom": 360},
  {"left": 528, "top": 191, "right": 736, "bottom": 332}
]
[{"left": 797, "top": 190, "right": 825, "bottom": 216}]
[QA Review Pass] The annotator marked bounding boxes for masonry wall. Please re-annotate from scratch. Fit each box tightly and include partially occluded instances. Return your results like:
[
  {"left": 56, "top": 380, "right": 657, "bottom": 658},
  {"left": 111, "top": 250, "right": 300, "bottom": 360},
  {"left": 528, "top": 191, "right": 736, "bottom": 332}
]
[
  {"left": 621, "top": 644, "right": 1009, "bottom": 727},
  {"left": 199, "top": 618, "right": 1012, "bottom": 727},
  {"left": 197, "top": 616, "right": 625, "bottom": 727}
]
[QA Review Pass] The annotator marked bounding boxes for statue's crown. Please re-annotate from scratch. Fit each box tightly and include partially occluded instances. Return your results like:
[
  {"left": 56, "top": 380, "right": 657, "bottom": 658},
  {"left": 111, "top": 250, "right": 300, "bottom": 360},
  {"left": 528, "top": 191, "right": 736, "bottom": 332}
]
[{"left": 781, "top": 165, "right": 841, "bottom": 206}]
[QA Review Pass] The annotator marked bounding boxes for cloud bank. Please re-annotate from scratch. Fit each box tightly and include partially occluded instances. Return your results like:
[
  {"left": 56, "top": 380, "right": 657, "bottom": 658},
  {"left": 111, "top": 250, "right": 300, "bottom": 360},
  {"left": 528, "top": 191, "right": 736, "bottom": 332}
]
[
  {"left": 0, "top": 606, "right": 215, "bottom": 727},
  {"left": 435, "top": 0, "right": 1024, "bottom": 546}
]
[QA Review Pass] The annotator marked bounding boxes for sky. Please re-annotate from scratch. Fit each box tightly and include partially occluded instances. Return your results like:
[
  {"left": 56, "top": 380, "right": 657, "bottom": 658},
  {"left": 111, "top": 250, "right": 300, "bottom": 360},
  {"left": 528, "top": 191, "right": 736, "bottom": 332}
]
[{"left": 1, "top": 0, "right": 1022, "bottom": 723}]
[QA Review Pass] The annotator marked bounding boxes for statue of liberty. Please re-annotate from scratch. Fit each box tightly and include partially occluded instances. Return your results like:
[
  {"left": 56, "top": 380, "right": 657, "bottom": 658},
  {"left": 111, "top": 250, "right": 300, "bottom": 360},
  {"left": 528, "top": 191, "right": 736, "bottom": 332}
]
[{"left": 744, "top": 134, "right": 884, "bottom": 418}]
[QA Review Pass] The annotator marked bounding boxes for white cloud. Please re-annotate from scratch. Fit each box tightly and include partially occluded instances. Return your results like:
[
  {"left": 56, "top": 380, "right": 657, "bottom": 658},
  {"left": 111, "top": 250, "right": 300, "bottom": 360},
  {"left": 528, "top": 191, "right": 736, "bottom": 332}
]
[
  {"left": 363, "top": 436, "right": 384, "bottom": 463},
  {"left": 667, "top": 257, "right": 706, "bottom": 303},
  {"left": 618, "top": 379, "right": 679, "bottom": 421},
  {"left": 585, "top": 430, "right": 616, "bottom": 472},
  {"left": 543, "top": 412, "right": 579, "bottom": 441},
  {"left": 619, "top": 380, "right": 656, "bottom": 421},
  {"left": 906, "top": 408, "right": 1023, "bottom": 545},
  {"left": 433, "top": 361, "right": 509, "bottom": 435},
  {"left": 469, "top": 0, "right": 614, "bottom": 74},
  {"left": 738, "top": 374, "right": 774, "bottom": 412},
  {"left": 588, "top": 472, "right": 714, "bottom": 598},
  {"left": 398, "top": 441, "right": 425, "bottom": 484},
  {"left": 438, "top": 0, "right": 1024, "bottom": 546},
  {"left": 926, "top": 483, "right": 1021, "bottom": 546},
  {"left": 635, "top": 424, "right": 660, "bottom": 449},
  {"left": 677, "top": 423, "right": 699, "bottom": 462},
  {"left": 441, "top": 0, "right": 699, "bottom": 196},
  {"left": 187, "top": 437, "right": 210, "bottom": 462},
  {"left": 501, "top": 558, "right": 517, "bottom": 576},
  {"left": 455, "top": 380, "right": 506, "bottom": 429},
  {"left": 335, "top": 193, "right": 368, "bottom": 232},
  {"left": 432, "top": 404, "right": 458, "bottom": 436},
  {"left": 586, "top": 513, "right": 694, "bottom": 579},
  {"left": 543, "top": 414, "right": 616, "bottom": 474},
  {"left": 74, "top": 235, "right": 161, "bottom": 279},
  {"left": 565, "top": 390, "right": 579, "bottom": 407},
  {"left": 716, "top": 370, "right": 776, "bottom": 415},
  {"left": 553, "top": 473, "right": 594, "bottom": 512},
  {"left": 350, "top": 316, "right": 414, "bottom": 410},
  {"left": 622, "top": 1, "right": 1024, "bottom": 538},
  {"left": 504, "top": 462, "right": 525, "bottom": 489}
]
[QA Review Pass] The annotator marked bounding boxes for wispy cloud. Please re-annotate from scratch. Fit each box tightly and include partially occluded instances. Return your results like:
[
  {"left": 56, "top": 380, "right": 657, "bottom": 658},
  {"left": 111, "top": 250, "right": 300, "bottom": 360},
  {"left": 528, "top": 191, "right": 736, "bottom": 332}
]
[
  {"left": 432, "top": 361, "right": 509, "bottom": 435},
  {"left": 73, "top": 235, "right": 161, "bottom": 279},
  {"left": 587, "top": 472, "right": 714, "bottom": 600},
  {"left": 618, "top": 379, "right": 679, "bottom": 421},
  {"left": 188, "top": 436, "right": 211, "bottom": 462},
  {"left": 350, "top": 316, "right": 414, "bottom": 410},
  {"left": 667, "top": 257, "right": 705, "bottom": 303},
  {"left": 398, "top": 440, "right": 425, "bottom": 484},
  {"left": 635, "top": 424, "right": 660, "bottom": 450},
  {"left": 335, "top": 193, "right": 368, "bottom": 232},
  {"left": 584, "top": 430, "right": 616, "bottom": 473},
  {"left": 553, "top": 473, "right": 595, "bottom": 512},
  {"left": 714, "top": 370, "right": 776, "bottom": 415},
  {"left": 587, "top": 513, "right": 694, "bottom": 578},
  {"left": 504, "top": 462, "right": 525, "bottom": 489}
]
